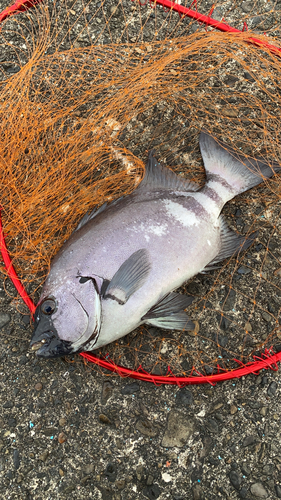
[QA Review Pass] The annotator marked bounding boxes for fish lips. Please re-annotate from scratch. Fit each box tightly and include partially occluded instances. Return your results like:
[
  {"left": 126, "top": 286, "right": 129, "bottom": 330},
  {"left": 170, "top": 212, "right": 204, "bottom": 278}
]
[{"left": 30, "top": 306, "right": 72, "bottom": 358}]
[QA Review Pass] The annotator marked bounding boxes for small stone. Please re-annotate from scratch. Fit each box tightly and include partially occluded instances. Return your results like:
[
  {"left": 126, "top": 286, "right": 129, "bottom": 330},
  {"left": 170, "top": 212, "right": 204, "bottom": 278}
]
[
  {"left": 99, "top": 414, "right": 111, "bottom": 424},
  {"left": 192, "top": 484, "right": 202, "bottom": 500},
  {"left": 13, "top": 449, "right": 20, "bottom": 470},
  {"left": 58, "top": 432, "right": 67, "bottom": 444},
  {"left": 267, "top": 381, "right": 277, "bottom": 397},
  {"left": 104, "top": 462, "right": 117, "bottom": 482},
  {"left": 243, "top": 435, "right": 257, "bottom": 447},
  {"left": 59, "top": 469, "right": 64, "bottom": 477},
  {"left": 245, "top": 321, "right": 252, "bottom": 332},
  {"left": 238, "top": 266, "right": 251, "bottom": 275},
  {"left": 3, "top": 401, "right": 13, "bottom": 408},
  {"left": 161, "top": 472, "right": 172, "bottom": 483},
  {"left": 221, "top": 107, "right": 239, "bottom": 118},
  {"left": 121, "top": 382, "right": 140, "bottom": 395},
  {"left": 59, "top": 417, "right": 66, "bottom": 427},
  {"left": 115, "top": 479, "right": 125, "bottom": 490},
  {"left": 223, "top": 287, "right": 236, "bottom": 311},
  {"left": 0, "top": 313, "right": 11, "bottom": 329},
  {"left": 143, "top": 484, "right": 161, "bottom": 500},
  {"left": 239, "top": 487, "right": 248, "bottom": 498},
  {"left": 101, "top": 381, "right": 114, "bottom": 403},
  {"left": 147, "top": 475, "right": 154, "bottom": 486},
  {"left": 275, "top": 484, "right": 281, "bottom": 498},
  {"left": 259, "top": 407, "right": 268, "bottom": 417},
  {"left": 205, "top": 418, "right": 219, "bottom": 434},
  {"left": 250, "top": 483, "right": 268, "bottom": 498},
  {"left": 241, "top": 1, "right": 252, "bottom": 13},
  {"left": 175, "top": 388, "right": 193, "bottom": 406},
  {"left": 229, "top": 470, "right": 242, "bottom": 490},
  {"left": 241, "top": 463, "right": 251, "bottom": 476},
  {"left": 161, "top": 411, "right": 195, "bottom": 448},
  {"left": 35, "top": 383, "right": 43, "bottom": 391},
  {"left": 39, "top": 450, "right": 49, "bottom": 462},
  {"left": 230, "top": 405, "right": 238, "bottom": 415},
  {"left": 262, "top": 311, "right": 272, "bottom": 323},
  {"left": 63, "top": 484, "right": 76, "bottom": 494},
  {"left": 84, "top": 463, "right": 94, "bottom": 475},
  {"left": 136, "top": 419, "right": 158, "bottom": 437}
]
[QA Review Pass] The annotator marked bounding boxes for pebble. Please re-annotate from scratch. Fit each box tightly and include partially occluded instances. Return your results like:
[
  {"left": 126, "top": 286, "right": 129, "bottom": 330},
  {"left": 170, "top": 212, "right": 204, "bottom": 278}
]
[
  {"left": 237, "top": 266, "right": 251, "bottom": 275},
  {"left": 39, "top": 450, "right": 49, "bottom": 462},
  {"left": 84, "top": 463, "right": 94, "bottom": 475},
  {"left": 3, "top": 401, "right": 13, "bottom": 408},
  {"left": 99, "top": 414, "right": 111, "bottom": 424},
  {"left": 104, "top": 462, "right": 117, "bottom": 482},
  {"left": 121, "top": 382, "right": 140, "bottom": 395},
  {"left": 241, "top": 463, "right": 251, "bottom": 476},
  {"left": 136, "top": 419, "right": 158, "bottom": 437},
  {"left": 101, "top": 381, "right": 114, "bottom": 403},
  {"left": 241, "top": 1, "right": 252, "bottom": 12},
  {"left": 275, "top": 485, "right": 281, "bottom": 498},
  {"left": 230, "top": 405, "right": 238, "bottom": 415},
  {"left": 205, "top": 418, "right": 219, "bottom": 434},
  {"left": 115, "top": 479, "right": 125, "bottom": 490},
  {"left": 191, "top": 484, "right": 202, "bottom": 500},
  {"left": 161, "top": 411, "right": 195, "bottom": 448},
  {"left": 58, "top": 432, "right": 67, "bottom": 444},
  {"left": 59, "top": 417, "right": 66, "bottom": 427},
  {"left": 175, "top": 388, "right": 193, "bottom": 406},
  {"left": 262, "top": 311, "right": 272, "bottom": 323},
  {"left": 259, "top": 407, "right": 268, "bottom": 417},
  {"left": 35, "top": 383, "right": 43, "bottom": 391},
  {"left": 229, "top": 470, "right": 242, "bottom": 490},
  {"left": 223, "top": 287, "right": 236, "bottom": 311},
  {"left": 0, "top": 313, "right": 11, "bottom": 328},
  {"left": 243, "top": 435, "right": 257, "bottom": 447},
  {"left": 239, "top": 487, "right": 248, "bottom": 498},
  {"left": 143, "top": 484, "right": 161, "bottom": 500},
  {"left": 250, "top": 483, "right": 268, "bottom": 498},
  {"left": 59, "top": 469, "right": 64, "bottom": 477},
  {"left": 13, "top": 449, "right": 20, "bottom": 470},
  {"left": 267, "top": 381, "right": 277, "bottom": 397}
]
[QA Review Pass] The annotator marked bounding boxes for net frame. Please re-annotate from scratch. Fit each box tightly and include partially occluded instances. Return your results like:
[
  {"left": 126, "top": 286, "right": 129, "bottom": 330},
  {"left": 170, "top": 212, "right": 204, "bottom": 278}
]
[{"left": 0, "top": 0, "right": 280, "bottom": 385}]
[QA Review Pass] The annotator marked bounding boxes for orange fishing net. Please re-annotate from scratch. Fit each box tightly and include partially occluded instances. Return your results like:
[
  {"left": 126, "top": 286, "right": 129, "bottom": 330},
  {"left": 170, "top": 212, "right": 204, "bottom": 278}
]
[{"left": 0, "top": 0, "right": 280, "bottom": 383}]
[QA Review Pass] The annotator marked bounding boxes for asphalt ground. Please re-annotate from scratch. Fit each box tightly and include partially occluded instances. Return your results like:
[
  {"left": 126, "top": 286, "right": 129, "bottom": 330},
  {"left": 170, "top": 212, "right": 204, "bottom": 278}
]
[{"left": 0, "top": 1, "right": 281, "bottom": 499}]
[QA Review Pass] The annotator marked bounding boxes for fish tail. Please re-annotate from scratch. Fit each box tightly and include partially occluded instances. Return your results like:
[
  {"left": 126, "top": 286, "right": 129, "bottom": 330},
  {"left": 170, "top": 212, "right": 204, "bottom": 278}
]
[{"left": 199, "top": 130, "right": 280, "bottom": 204}]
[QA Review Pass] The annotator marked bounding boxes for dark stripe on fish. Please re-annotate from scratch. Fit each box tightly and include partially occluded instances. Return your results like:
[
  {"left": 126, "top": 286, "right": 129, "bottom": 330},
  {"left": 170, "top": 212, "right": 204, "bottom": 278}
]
[{"left": 208, "top": 173, "right": 236, "bottom": 192}]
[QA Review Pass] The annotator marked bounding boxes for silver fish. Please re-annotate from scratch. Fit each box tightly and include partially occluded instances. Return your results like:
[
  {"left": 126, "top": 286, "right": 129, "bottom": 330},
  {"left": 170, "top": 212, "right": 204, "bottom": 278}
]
[{"left": 30, "top": 130, "right": 280, "bottom": 358}]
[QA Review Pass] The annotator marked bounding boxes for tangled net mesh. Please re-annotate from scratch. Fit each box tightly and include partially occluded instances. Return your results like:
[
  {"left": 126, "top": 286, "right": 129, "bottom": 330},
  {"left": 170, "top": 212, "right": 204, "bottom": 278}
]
[{"left": 0, "top": 0, "right": 281, "bottom": 382}]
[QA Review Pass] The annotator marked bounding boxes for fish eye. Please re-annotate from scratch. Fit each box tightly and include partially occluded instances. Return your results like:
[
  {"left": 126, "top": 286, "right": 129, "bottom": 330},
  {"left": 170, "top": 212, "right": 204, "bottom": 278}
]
[{"left": 41, "top": 298, "right": 56, "bottom": 315}]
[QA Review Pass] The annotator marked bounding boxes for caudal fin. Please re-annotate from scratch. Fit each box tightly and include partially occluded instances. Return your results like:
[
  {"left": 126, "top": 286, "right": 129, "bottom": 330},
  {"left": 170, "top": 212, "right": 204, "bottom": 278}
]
[{"left": 199, "top": 130, "right": 280, "bottom": 202}]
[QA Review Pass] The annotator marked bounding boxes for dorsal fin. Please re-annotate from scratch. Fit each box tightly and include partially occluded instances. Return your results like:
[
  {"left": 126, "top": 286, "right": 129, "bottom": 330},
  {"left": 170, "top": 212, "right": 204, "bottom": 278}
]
[
  {"left": 135, "top": 150, "right": 199, "bottom": 193},
  {"left": 74, "top": 202, "right": 108, "bottom": 232}
]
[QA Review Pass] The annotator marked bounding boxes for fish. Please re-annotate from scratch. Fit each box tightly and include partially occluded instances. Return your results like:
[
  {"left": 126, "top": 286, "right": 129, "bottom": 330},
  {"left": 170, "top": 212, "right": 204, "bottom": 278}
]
[{"left": 30, "top": 130, "right": 280, "bottom": 358}]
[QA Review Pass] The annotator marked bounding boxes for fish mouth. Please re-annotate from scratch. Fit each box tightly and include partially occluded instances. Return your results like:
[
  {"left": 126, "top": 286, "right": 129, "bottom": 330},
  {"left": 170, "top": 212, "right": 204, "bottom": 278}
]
[
  {"left": 30, "top": 329, "right": 73, "bottom": 358},
  {"left": 30, "top": 305, "right": 73, "bottom": 358}
]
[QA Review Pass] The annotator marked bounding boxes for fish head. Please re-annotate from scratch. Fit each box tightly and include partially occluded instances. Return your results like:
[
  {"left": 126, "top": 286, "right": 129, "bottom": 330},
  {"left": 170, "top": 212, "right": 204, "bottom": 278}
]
[{"left": 30, "top": 276, "right": 102, "bottom": 358}]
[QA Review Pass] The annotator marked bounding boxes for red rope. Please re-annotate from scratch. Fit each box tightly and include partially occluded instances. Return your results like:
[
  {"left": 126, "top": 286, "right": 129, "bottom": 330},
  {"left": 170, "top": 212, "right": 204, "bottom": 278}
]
[
  {"left": 0, "top": 209, "right": 35, "bottom": 314},
  {"left": 0, "top": 0, "right": 43, "bottom": 23}
]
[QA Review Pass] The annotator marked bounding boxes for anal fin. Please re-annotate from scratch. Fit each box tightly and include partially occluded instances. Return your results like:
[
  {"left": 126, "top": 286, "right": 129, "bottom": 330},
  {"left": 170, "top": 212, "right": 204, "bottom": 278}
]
[
  {"left": 142, "top": 292, "right": 194, "bottom": 331},
  {"left": 203, "top": 216, "right": 257, "bottom": 271}
]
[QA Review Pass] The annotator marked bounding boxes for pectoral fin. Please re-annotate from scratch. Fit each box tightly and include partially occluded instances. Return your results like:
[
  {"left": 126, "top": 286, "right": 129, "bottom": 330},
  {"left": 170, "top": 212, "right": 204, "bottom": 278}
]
[
  {"left": 104, "top": 249, "right": 151, "bottom": 305},
  {"left": 142, "top": 292, "right": 195, "bottom": 331}
]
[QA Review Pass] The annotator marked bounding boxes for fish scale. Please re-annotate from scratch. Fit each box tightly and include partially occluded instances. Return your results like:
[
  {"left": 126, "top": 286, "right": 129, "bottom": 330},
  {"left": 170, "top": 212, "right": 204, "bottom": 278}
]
[{"left": 30, "top": 130, "right": 280, "bottom": 358}]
